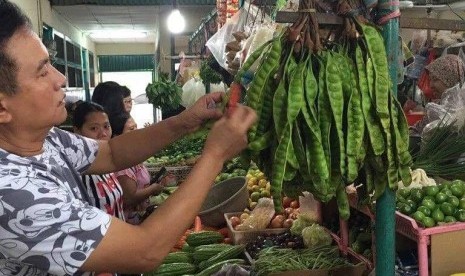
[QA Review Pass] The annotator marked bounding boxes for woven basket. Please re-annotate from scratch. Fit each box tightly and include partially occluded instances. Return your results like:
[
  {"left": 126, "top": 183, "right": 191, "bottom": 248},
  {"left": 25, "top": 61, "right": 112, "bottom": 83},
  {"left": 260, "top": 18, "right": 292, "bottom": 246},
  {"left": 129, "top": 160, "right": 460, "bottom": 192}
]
[{"left": 147, "top": 165, "right": 193, "bottom": 182}]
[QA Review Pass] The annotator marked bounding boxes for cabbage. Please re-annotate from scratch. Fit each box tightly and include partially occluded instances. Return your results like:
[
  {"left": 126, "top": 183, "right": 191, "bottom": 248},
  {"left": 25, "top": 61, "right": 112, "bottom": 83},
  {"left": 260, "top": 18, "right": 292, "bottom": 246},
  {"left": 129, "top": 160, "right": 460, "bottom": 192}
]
[
  {"left": 301, "top": 224, "right": 332, "bottom": 248},
  {"left": 290, "top": 214, "right": 314, "bottom": 236}
]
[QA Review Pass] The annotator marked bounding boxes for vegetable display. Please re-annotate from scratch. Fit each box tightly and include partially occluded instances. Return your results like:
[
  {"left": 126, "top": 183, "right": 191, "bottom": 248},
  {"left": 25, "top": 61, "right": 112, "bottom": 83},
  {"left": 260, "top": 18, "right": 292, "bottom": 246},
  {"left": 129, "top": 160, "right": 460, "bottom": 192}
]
[
  {"left": 231, "top": 9, "right": 411, "bottom": 217},
  {"left": 397, "top": 180, "right": 465, "bottom": 227}
]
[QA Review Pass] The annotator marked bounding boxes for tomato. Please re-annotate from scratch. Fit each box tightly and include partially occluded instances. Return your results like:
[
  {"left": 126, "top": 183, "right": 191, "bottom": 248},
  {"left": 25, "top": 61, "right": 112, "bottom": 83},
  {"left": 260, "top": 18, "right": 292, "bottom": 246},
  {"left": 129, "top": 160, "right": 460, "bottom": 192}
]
[
  {"left": 421, "top": 217, "right": 436, "bottom": 228},
  {"left": 450, "top": 183, "right": 464, "bottom": 198},
  {"left": 435, "top": 192, "right": 448, "bottom": 204},
  {"left": 431, "top": 209, "right": 445, "bottom": 223},
  {"left": 421, "top": 198, "right": 436, "bottom": 211},
  {"left": 424, "top": 185, "right": 440, "bottom": 197},
  {"left": 448, "top": 196, "right": 460, "bottom": 208},
  {"left": 440, "top": 202, "right": 455, "bottom": 216},
  {"left": 412, "top": 211, "right": 425, "bottom": 222},
  {"left": 417, "top": 206, "right": 431, "bottom": 217},
  {"left": 455, "top": 209, "right": 465, "bottom": 222},
  {"left": 410, "top": 188, "right": 424, "bottom": 203}
]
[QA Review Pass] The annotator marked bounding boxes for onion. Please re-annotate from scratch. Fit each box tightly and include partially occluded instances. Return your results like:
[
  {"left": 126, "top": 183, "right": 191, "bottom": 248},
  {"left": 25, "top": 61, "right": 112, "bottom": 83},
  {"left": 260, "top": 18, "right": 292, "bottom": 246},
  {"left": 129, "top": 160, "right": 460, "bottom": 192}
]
[
  {"left": 270, "top": 215, "right": 285, "bottom": 228},
  {"left": 229, "top": 216, "right": 241, "bottom": 228},
  {"left": 283, "top": 197, "right": 293, "bottom": 208},
  {"left": 283, "top": 218, "right": 294, "bottom": 228},
  {"left": 290, "top": 200, "right": 300, "bottom": 209}
]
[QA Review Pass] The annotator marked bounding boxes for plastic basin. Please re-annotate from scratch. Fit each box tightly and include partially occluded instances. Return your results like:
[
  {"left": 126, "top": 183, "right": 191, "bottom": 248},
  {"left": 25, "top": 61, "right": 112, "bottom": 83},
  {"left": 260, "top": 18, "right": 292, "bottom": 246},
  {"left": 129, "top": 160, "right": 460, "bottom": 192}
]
[{"left": 199, "top": 177, "right": 248, "bottom": 228}]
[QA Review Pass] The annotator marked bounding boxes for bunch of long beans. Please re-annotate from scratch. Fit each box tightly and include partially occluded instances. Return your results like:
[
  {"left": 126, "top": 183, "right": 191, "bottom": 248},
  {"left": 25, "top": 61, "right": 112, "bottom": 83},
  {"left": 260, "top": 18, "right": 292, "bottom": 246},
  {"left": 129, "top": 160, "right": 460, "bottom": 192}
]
[{"left": 252, "top": 246, "right": 352, "bottom": 275}]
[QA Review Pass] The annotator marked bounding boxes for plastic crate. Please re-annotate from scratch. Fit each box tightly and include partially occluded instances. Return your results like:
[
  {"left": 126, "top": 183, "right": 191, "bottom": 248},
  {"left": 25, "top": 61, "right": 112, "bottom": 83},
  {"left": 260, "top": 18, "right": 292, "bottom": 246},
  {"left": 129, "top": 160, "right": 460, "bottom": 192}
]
[
  {"left": 224, "top": 212, "right": 288, "bottom": 245},
  {"left": 395, "top": 211, "right": 465, "bottom": 276}
]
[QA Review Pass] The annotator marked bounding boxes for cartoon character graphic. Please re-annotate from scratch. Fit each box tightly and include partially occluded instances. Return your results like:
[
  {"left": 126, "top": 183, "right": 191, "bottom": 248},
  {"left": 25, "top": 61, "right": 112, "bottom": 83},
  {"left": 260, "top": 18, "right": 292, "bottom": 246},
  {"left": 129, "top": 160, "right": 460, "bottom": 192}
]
[
  {"left": 0, "top": 258, "right": 43, "bottom": 276},
  {"left": 61, "top": 207, "right": 110, "bottom": 234},
  {"left": 51, "top": 236, "right": 95, "bottom": 275},
  {"left": 8, "top": 203, "right": 72, "bottom": 238}
]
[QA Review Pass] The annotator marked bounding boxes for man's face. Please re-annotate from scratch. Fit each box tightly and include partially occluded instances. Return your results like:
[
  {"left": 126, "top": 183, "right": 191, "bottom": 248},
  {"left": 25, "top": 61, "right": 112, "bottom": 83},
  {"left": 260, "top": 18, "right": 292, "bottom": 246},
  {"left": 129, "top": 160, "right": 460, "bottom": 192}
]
[{"left": 2, "top": 28, "right": 67, "bottom": 130}]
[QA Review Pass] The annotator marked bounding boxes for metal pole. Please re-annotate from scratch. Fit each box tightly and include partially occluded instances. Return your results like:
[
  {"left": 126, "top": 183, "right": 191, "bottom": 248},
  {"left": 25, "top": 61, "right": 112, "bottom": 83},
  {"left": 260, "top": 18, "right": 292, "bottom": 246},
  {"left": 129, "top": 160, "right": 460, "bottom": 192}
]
[{"left": 375, "top": 0, "right": 400, "bottom": 274}]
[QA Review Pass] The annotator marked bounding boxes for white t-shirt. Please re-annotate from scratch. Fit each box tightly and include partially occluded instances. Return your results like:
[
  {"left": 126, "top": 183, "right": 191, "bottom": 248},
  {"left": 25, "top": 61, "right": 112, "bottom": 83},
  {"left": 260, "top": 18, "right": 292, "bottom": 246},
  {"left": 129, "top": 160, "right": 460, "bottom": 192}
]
[{"left": 0, "top": 127, "right": 111, "bottom": 276}]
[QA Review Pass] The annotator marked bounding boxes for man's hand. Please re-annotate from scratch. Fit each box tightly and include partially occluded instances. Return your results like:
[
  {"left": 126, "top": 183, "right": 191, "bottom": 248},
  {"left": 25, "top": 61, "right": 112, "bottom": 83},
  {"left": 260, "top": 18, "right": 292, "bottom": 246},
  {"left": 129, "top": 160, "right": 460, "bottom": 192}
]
[
  {"left": 177, "top": 92, "right": 224, "bottom": 133},
  {"left": 202, "top": 104, "right": 257, "bottom": 163}
]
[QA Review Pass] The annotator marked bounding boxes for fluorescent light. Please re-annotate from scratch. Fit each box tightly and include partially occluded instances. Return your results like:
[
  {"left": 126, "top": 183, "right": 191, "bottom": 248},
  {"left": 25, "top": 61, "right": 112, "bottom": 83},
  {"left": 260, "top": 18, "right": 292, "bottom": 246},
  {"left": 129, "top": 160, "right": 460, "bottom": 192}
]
[
  {"left": 89, "top": 30, "right": 147, "bottom": 39},
  {"left": 167, "top": 9, "right": 185, "bottom": 34}
]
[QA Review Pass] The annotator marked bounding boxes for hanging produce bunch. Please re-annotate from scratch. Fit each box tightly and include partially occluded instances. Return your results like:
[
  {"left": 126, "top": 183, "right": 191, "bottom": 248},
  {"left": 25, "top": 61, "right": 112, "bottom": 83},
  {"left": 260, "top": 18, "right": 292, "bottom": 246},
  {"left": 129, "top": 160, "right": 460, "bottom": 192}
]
[{"left": 230, "top": 0, "right": 412, "bottom": 218}]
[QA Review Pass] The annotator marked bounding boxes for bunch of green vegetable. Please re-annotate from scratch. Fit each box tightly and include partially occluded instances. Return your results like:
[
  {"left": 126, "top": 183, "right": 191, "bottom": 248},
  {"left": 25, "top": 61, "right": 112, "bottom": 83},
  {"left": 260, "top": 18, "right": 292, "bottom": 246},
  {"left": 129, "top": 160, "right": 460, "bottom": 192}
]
[
  {"left": 146, "top": 73, "right": 182, "bottom": 110},
  {"left": 412, "top": 121, "right": 465, "bottom": 180},
  {"left": 146, "top": 133, "right": 206, "bottom": 167},
  {"left": 234, "top": 14, "right": 411, "bottom": 219},
  {"left": 252, "top": 246, "right": 352, "bottom": 275},
  {"left": 199, "top": 56, "right": 223, "bottom": 85}
]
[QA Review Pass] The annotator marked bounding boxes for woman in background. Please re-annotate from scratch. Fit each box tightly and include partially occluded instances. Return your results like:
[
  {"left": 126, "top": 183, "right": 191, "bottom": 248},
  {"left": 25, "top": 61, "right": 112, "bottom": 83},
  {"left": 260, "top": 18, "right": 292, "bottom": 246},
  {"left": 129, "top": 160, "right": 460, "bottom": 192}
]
[
  {"left": 73, "top": 101, "right": 125, "bottom": 219},
  {"left": 92, "top": 81, "right": 127, "bottom": 118},
  {"left": 122, "top": 86, "right": 133, "bottom": 114},
  {"left": 111, "top": 112, "right": 172, "bottom": 224}
]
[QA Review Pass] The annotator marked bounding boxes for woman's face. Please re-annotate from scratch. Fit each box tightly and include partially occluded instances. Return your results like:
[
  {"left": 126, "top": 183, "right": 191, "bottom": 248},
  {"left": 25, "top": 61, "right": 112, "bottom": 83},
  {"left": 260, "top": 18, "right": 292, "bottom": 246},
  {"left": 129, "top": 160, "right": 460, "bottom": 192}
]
[
  {"left": 123, "top": 96, "right": 132, "bottom": 113},
  {"left": 75, "top": 111, "right": 112, "bottom": 140},
  {"left": 429, "top": 75, "right": 448, "bottom": 99},
  {"left": 122, "top": 117, "right": 137, "bottom": 134}
]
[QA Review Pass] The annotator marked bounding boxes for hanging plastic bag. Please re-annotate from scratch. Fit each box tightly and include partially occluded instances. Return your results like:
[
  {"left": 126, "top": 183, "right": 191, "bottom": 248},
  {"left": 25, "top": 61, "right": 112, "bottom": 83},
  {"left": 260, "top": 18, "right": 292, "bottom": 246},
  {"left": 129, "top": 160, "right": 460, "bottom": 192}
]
[{"left": 181, "top": 78, "right": 205, "bottom": 108}]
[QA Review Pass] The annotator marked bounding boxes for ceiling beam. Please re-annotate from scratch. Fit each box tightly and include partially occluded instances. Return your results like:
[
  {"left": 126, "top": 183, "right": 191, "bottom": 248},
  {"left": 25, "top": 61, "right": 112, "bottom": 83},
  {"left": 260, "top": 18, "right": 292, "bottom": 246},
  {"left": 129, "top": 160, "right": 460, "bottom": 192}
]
[{"left": 49, "top": 0, "right": 216, "bottom": 6}]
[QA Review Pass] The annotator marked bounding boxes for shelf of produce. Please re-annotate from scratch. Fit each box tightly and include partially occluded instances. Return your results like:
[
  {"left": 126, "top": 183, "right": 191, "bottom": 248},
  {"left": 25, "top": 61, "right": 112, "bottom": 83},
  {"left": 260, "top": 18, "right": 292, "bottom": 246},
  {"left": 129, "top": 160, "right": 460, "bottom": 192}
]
[{"left": 395, "top": 211, "right": 465, "bottom": 276}]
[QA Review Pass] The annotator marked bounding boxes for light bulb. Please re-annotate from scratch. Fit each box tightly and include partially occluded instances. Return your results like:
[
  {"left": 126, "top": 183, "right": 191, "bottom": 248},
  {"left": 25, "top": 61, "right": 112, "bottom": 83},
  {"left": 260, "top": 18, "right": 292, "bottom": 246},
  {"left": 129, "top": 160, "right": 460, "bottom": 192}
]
[{"left": 167, "top": 9, "right": 185, "bottom": 34}]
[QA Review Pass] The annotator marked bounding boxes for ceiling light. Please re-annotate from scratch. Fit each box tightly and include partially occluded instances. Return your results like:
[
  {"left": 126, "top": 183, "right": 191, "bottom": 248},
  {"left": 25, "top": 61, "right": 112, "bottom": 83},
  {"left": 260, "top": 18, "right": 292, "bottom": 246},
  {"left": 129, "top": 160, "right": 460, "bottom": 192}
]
[
  {"left": 89, "top": 30, "right": 147, "bottom": 39},
  {"left": 167, "top": 9, "right": 185, "bottom": 34}
]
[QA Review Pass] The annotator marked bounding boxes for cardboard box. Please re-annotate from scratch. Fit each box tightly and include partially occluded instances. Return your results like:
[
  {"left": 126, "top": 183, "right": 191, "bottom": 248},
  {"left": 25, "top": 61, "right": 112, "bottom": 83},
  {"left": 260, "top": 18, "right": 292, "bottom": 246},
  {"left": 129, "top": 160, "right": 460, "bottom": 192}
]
[
  {"left": 431, "top": 230, "right": 465, "bottom": 276},
  {"left": 269, "top": 263, "right": 367, "bottom": 276}
]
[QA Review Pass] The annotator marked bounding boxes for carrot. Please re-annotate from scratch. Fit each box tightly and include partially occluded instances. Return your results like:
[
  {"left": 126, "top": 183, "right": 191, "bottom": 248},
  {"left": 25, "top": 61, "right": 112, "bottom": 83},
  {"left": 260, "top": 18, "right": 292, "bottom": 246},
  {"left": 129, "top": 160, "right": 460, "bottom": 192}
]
[
  {"left": 218, "top": 227, "right": 229, "bottom": 238},
  {"left": 194, "top": 216, "right": 202, "bottom": 232},
  {"left": 227, "top": 82, "right": 241, "bottom": 116}
]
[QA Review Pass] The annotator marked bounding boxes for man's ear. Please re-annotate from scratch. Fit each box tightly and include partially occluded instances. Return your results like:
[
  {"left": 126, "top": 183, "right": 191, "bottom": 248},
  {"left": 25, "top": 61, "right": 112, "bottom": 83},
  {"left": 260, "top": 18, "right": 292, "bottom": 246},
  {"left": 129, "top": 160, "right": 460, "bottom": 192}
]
[{"left": 0, "top": 94, "right": 12, "bottom": 123}]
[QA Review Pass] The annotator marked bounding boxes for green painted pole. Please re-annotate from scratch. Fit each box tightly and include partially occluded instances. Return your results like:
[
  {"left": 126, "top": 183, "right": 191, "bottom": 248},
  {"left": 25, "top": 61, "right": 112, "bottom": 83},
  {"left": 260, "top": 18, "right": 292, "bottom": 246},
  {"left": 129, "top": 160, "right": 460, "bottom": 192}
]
[{"left": 375, "top": 0, "right": 400, "bottom": 275}]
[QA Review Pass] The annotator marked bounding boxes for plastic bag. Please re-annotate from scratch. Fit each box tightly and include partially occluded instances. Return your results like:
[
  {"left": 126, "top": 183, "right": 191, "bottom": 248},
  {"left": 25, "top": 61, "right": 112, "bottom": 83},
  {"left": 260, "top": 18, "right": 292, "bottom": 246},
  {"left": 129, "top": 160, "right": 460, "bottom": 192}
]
[
  {"left": 206, "top": 2, "right": 272, "bottom": 73},
  {"left": 181, "top": 78, "right": 205, "bottom": 108},
  {"left": 235, "top": 197, "right": 275, "bottom": 231},
  {"left": 298, "top": 192, "right": 322, "bottom": 224},
  {"left": 213, "top": 264, "right": 250, "bottom": 276}
]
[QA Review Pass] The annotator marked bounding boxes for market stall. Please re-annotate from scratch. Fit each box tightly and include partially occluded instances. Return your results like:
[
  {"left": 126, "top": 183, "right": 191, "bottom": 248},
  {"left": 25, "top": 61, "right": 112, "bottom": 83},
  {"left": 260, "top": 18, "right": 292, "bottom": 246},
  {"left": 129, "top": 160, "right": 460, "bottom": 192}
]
[{"left": 141, "top": 0, "right": 465, "bottom": 275}]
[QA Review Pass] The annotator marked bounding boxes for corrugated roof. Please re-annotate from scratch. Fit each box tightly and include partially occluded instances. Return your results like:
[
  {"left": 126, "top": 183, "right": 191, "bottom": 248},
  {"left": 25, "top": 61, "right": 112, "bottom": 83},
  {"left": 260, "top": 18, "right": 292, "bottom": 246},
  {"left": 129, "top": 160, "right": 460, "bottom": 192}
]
[{"left": 50, "top": 0, "right": 216, "bottom": 6}]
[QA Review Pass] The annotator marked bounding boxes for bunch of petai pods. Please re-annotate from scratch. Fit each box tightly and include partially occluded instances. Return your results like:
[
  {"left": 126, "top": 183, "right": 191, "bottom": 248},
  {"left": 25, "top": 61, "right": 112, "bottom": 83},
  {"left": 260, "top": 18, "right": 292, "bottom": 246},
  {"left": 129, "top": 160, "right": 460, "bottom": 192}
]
[{"left": 234, "top": 19, "right": 412, "bottom": 219}]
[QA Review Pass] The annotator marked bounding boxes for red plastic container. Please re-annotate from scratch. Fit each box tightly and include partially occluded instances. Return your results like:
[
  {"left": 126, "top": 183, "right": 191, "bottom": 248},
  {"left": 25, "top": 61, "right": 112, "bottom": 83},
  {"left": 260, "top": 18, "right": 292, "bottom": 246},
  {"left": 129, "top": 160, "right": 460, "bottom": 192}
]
[{"left": 406, "top": 112, "right": 425, "bottom": 126}]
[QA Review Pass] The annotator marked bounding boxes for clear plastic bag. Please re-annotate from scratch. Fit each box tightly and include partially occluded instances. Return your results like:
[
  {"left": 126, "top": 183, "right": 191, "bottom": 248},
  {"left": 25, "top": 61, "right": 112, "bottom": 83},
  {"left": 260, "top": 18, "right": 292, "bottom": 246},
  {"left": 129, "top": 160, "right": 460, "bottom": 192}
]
[
  {"left": 213, "top": 264, "right": 250, "bottom": 276},
  {"left": 181, "top": 78, "right": 205, "bottom": 108},
  {"left": 206, "top": 1, "right": 272, "bottom": 72}
]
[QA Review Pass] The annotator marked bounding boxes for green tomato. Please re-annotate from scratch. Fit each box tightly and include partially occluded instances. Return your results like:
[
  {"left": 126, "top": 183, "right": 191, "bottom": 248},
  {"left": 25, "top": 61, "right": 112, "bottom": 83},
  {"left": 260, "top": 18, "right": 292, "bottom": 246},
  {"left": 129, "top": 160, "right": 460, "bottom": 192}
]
[
  {"left": 444, "top": 216, "right": 457, "bottom": 223},
  {"left": 431, "top": 208, "right": 445, "bottom": 222},
  {"left": 412, "top": 211, "right": 426, "bottom": 222},
  {"left": 421, "top": 217, "right": 436, "bottom": 228},
  {"left": 424, "top": 185, "right": 440, "bottom": 197},
  {"left": 417, "top": 206, "right": 431, "bottom": 217},
  {"left": 459, "top": 198, "right": 465, "bottom": 209},
  {"left": 421, "top": 198, "right": 436, "bottom": 211},
  {"left": 410, "top": 188, "right": 424, "bottom": 203},
  {"left": 400, "top": 204, "right": 414, "bottom": 215},
  {"left": 448, "top": 196, "right": 460, "bottom": 208},
  {"left": 435, "top": 192, "right": 448, "bottom": 204},
  {"left": 451, "top": 183, "right": 465, "bottom": 198},
  {"left": 440, "top": 202, "right": 456, "bottom": 216},
  {"left": 405, "top": 199, "right": 417, "bottom": 211},
  {"left": 455, "top": 209, "right": 465, "bottom": 222},
  {"left": 397, "top": 188, "right": 411, "bottom": 199}
]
